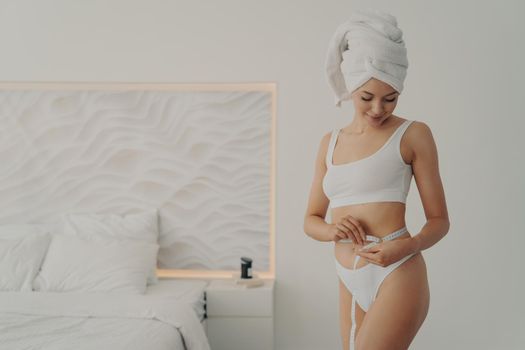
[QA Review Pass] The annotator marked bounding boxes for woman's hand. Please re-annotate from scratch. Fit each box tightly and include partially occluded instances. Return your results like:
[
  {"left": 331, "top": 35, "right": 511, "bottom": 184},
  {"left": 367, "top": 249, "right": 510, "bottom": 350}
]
[
  {"left": 328, "top": 214, "right": 367, "bottom": 245},
  {"left": 356, "top": 237, "right": 413, "bottom": 267}
]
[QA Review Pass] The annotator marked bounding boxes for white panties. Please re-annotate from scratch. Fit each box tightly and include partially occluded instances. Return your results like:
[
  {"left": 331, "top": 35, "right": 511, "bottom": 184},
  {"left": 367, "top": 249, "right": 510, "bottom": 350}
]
[{"left": 335, "top": 226, "right": 416, "bottom": 350}]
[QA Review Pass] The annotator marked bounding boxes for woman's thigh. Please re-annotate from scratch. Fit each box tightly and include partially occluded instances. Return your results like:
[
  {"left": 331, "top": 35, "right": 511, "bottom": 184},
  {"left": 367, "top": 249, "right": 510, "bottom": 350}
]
[
  {"left": 339, "top": 276, "right": 367, "bottom": 350},
  {"left": 355, "top": 253, "right": 430, "bottom": 350}
]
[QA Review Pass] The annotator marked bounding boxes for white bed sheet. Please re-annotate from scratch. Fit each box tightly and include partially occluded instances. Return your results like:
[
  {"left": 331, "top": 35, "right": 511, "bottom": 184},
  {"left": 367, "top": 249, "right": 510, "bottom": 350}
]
[
  {"left": 0, "top": 280, "right": 211, "bottom": 350},
  {"left": 146, "top": 278, "right": 208, "bottom": 322}
]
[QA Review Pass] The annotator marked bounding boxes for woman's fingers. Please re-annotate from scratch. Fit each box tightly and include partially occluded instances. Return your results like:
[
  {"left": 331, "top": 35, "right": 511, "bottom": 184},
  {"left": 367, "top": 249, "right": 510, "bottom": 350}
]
[
  {"left": 345, "top": 216, "right": 367, "bottom": 242},
  {"left": 335, "top": 230, "right": 351, "bottom": 243},
  {"left": 337, "top": 221, "right": 362, "bottom": 244},
  {"left": 341, "top": 218, "right": 363, "bottom": 244},
  {"left": 335, "top": 223, "right": 353, "bottom": 242},
  {"left": 336, "top": 231, "right": 346, "bottom": 240}
]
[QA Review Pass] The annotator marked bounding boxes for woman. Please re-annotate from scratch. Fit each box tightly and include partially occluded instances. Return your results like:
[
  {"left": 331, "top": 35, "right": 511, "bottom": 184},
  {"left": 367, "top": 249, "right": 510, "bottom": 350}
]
[{"left": 303, "top": 10, "right": 450, "bottom": 350}]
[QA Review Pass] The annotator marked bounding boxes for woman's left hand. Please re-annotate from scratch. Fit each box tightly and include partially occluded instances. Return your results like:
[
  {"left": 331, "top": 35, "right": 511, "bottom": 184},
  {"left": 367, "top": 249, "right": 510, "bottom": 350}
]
[{"left": 356, "top": 237, "right": 413, "bottom": 267}]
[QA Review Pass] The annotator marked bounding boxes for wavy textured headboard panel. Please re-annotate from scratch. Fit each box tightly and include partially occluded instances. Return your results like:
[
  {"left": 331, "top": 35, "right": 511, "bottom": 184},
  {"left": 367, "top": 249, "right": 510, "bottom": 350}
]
[{"left": 0, "top": 83, "right": 275, "bottom": 277}]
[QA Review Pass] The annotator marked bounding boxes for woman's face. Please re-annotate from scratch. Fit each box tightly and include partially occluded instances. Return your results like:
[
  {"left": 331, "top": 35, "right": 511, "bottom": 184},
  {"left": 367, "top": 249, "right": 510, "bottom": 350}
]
[{"left": 350, "top": 78, "right": 399, "bottom": 126}]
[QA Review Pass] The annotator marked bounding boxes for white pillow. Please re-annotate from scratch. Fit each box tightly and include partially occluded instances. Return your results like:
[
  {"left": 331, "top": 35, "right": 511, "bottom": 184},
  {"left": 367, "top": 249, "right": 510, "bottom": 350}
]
[
  {"left": 60, "top": 209, "right": 159, "bottom": 284},
  {"left": 33, "top": 235, "right": 159, "bottom": 294},
  {"left": 0, "top": 234, "right": 51, "bottom": 291}
]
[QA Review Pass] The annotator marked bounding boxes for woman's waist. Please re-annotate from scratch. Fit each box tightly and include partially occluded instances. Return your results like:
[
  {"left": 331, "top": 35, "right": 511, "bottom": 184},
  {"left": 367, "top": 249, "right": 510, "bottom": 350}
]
[
  {"left": 336, "top": 226, "right": 411, "bottom": 244},
  {"left": 334, "top": 227, "right": 411, "bottom": 253},
  {"left": 331, "top": 205, "right": 407, "bottom": 239}
]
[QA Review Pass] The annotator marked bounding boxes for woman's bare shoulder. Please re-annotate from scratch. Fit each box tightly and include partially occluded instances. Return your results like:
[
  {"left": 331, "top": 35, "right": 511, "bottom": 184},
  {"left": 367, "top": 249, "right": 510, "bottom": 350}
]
[
  {"left": 405, "top": 120, "right": 436, "bottom": 156},
  {"left": 320, "top": 130, "right": 333, "bottom": 146},
  {"left": 406, "top": 120, "right": 433, "bottom": 140},
  {"left": 315, "top": 129, "right": 333, "bottom": 150}
]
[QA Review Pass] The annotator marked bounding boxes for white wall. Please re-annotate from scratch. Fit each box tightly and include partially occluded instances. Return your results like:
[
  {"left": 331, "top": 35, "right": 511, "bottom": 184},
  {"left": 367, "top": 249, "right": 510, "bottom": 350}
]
[{"left": 1, "top": 0, "right": 524, "bottom": 349}]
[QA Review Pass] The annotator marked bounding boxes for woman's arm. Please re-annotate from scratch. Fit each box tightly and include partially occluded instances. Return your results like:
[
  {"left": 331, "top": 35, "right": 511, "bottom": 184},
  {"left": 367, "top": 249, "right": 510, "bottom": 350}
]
[
  {"left": 406, "top": 121, "right": 450, "bottom": 254},
  {"left": 303, "top": 132, "right": 333, "bottom": 242}
]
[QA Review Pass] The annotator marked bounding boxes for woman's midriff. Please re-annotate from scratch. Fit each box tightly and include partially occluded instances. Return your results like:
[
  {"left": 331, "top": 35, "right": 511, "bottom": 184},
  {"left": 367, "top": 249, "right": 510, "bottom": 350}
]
[{"left": 333, "top": 202, "right": 413, "bottom": 269}]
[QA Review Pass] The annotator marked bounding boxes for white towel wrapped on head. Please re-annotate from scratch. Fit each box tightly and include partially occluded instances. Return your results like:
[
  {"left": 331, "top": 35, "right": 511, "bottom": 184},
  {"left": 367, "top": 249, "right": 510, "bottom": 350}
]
[{"left": 325, "top": 9, "right": 409, "bottom": 107}]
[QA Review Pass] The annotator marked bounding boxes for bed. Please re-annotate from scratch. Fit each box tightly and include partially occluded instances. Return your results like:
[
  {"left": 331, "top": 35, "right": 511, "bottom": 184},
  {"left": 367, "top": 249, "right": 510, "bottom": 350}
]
[
  {"left": 0, "top": 213, "right": 211, "bottom": 350},
  {"left": 0, "top": 279, "right": 209, "bottom": 350}
]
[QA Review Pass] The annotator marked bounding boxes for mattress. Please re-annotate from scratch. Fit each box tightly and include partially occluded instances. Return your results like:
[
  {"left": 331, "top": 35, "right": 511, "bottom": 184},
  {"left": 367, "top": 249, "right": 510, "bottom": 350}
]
[{"left": 0, "top": 279, "right": 211, "bottom": 350}]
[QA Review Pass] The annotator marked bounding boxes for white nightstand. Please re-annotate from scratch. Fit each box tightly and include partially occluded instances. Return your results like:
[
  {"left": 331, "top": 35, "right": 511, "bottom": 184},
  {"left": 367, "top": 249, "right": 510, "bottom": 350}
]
[{"left": 205, "top": 278, "right": 275, "bottom": 350}]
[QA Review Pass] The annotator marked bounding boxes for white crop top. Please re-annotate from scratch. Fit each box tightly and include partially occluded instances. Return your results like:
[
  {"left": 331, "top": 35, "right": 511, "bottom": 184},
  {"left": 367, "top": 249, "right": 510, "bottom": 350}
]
[{"left": 322, "top": 119, "right": 414, "bottom": 208}]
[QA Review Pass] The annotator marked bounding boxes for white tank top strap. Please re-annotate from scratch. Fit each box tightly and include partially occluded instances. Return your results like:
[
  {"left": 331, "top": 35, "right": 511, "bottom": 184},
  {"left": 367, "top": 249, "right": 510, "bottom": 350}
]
[
  {"left": 389, "top": 119, "right": 413, "bottom": 148},
  {"left": 325, "top": 129, "right": 340, "bottom": 168}
]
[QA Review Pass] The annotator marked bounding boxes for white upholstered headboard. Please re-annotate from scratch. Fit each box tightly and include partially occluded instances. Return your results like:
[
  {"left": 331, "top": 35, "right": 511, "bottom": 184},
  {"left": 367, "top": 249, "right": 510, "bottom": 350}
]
[{"left": 0, "top": 82, "right": 275, "bottom": 279}]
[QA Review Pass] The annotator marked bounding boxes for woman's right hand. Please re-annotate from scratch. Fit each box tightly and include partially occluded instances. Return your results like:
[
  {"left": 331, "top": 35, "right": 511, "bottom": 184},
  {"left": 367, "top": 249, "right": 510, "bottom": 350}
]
[{"left": 329, "top": 214, "right": 367, "bottom": 245}]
